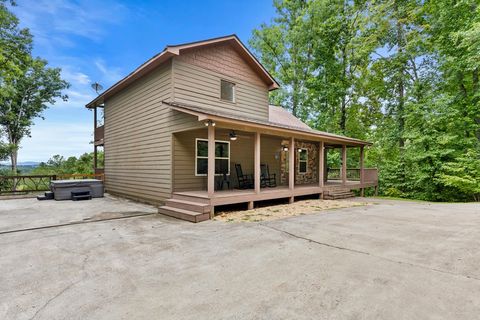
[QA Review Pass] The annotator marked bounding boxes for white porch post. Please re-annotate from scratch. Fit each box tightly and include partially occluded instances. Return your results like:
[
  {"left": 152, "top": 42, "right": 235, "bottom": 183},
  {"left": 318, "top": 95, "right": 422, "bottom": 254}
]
[
  {"left": 289, "top": 137, "right": 295, "bottom": 203},
  {"left": 318, "top": 141, "right": 325, "bottom": 199},
  {"left": 93, "top": 106, "right": 97, "bottom": 171},
  {"left": 207, "top": 124, "right": 215, "bottom": 197},
  {"left": 342, "top": 145, "right": 347, "bottom": 186},
  {"left": 360, "top": 146, "right": 365, "bottom": 196},
  {"left": 254, "top": 132, "right": 261, "bottom": 194},
  {"left": 318, "top": 141, "right": 325, "bottom": 188}
]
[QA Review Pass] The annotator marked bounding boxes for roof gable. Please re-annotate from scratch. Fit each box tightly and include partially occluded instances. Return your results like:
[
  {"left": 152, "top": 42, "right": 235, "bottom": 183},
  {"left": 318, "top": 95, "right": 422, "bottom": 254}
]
[
  {"left": 86, "top": 34, "right": 278, "bottom": 108},
  {"left": 175, "top": 42, "right": 267, "bottom": 88}
]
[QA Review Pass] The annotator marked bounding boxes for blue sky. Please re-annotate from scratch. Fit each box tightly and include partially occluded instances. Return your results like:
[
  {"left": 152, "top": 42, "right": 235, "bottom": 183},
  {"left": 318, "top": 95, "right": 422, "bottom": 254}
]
[{"left": 9, "top": 0, "right": 276, "bottom": 162}]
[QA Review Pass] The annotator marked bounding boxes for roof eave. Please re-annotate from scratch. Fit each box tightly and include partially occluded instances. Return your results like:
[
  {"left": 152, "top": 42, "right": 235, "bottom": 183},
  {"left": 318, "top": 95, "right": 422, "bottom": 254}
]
[
  {"left": 169, "top": 104, "right": 372, "bottom": 146},
  {"left": 85, "top": 49, "right": 178, "bottom": 109}
]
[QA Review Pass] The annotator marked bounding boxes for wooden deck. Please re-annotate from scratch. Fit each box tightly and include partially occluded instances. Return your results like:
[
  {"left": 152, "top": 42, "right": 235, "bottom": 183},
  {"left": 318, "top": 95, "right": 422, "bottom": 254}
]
[{"left": 172, "top": 180, "right": 376, "bottom": 206}]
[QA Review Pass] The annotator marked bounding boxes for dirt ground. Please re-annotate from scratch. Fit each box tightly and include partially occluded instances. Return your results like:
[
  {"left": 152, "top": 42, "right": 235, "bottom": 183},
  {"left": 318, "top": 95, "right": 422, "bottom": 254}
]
[{"left": 214, "top": 198, "right": 369, "bottom": 222}]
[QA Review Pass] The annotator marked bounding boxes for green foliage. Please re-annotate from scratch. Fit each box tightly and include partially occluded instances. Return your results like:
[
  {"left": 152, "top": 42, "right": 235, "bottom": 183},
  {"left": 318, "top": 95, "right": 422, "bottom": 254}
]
[
  {"left": 32, "top": 152, "right": 103, "bottom": 175},
  {"left": 252, "top": 0, "right": 480, "bottom": 201},
  {"left": 0, "top": 1, "right": 69, "bottom": 173}
]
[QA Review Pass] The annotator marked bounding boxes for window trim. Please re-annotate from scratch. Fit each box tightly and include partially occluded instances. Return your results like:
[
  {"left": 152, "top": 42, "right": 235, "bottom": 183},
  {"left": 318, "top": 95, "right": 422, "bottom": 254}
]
[
  {"left": 298, "top": 149, "right": 308, "bottom": 174},
  {"left": 220, "top": 79, "right": 236, "bottom": 103},
  {"left": 195, "top": 138, "right": 231, "bottom": 177}
]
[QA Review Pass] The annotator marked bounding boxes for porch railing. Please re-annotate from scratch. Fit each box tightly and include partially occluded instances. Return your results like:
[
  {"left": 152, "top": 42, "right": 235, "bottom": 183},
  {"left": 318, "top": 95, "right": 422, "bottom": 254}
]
[
  {"left": 327, "top": 168, "right": 378, "bottom": 182},
  {"left": 0, "top": 173, "right": 104, "bottom": 195}
]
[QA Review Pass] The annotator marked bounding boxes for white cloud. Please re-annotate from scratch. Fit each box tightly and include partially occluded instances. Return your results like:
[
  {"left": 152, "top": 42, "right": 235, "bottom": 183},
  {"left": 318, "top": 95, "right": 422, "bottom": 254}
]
[
  {"left": 13, "top": 0, "right": 128, "bottom": 43},
  {"left": 17, "top": 121, "right": 93, "bottom": 162},
  {"left": 94, "top": 58, "right": 123, "bottom": 84},
  {"left": 50, "top": 67, "right": 96, "bottom": 108}
]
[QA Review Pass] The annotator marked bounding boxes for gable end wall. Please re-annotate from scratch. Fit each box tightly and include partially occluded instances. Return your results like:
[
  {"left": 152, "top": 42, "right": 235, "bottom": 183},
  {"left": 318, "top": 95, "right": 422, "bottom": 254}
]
[
  {"left": 103, "top": 59, "right": 202, "bottom": 205},
  {"left": 172, "top": 43, "right": 270, "bottom": 121}
]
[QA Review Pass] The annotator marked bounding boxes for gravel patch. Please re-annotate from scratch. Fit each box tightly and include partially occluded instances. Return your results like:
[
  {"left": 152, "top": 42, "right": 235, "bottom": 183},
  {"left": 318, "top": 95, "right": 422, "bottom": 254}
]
[{"left": 214, "top": 199, "right": 370, "bottom": 222}]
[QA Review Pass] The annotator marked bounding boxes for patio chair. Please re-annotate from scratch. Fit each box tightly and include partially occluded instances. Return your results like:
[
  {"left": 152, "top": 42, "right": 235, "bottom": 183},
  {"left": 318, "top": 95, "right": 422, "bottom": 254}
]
[
  {"left": 235, "top": 164, "right": 254, "bottom": 189},
  {"left": 260, "top": 164, "right": 277, "bottom": 187}
]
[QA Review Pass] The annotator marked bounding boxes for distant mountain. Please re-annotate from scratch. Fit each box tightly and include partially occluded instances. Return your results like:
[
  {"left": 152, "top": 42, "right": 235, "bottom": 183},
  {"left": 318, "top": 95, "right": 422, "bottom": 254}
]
[
  {"left": 0, "top": 161, "right": 41, "bottom": 167},
  {"left": 18, "top": 161, "right": 41, "bottom": 166}
]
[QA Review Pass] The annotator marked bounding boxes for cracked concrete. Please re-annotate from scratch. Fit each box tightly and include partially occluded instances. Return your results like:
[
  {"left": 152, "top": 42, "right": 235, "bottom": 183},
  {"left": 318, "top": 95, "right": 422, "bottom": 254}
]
[{"left": 1, "top": 197, "right": 480, "bottom": 319}]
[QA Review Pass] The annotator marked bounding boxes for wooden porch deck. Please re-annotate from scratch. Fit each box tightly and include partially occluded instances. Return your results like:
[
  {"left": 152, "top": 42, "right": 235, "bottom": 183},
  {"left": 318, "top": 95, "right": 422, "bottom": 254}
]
[{"left": 172, "top": 180, "right": 376, "bottom": 206}]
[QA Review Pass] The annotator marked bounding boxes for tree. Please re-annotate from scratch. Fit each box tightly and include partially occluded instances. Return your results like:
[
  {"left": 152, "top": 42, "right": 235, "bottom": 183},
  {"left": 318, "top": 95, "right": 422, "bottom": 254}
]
[
  {"left": 250, "top": 0, "right": 314, "bottom": 118},
  {"left": 33, "top": 152, "right": 102, "bottom": 175},
  {"left": 0, "top": 57, "right": 69, "bottom": 173},
  {"left": 249, "top": 0, "right": 480, "bottom": 201},
  {"left": 0, "top": 0, "right": 32, "bottom": 79},
  {"left": 0, "top": 2, "right": 69, "bottom": 173}
]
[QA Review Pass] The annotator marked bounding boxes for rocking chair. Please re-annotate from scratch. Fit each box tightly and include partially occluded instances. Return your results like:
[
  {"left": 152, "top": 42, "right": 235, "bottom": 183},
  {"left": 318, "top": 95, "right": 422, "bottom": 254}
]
[
  {"left": 260, "top": 164, "right": 277, "bottom": 187},
  {"left": 235, "top": 163, "right": 254, "bottom": 189}
]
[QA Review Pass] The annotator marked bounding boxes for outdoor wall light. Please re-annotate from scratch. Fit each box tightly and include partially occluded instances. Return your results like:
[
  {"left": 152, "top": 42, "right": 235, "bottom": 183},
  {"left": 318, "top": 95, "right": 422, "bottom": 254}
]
[
  {"left": 297, "top": 148, "right": 303, "bottom": 152},
  {"left": 229, "top": 131, "right": 237, "bottom": 141},
  {"left": 204, "top": 120, "right": 216, "bottom": 127},
  {"left": 282, "top": 145, "right": 289, "bottom": 152}
]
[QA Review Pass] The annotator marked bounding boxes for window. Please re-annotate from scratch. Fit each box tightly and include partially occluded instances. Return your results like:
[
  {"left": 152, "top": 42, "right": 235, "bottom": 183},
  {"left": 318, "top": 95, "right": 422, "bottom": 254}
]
[
  {"left": 298, "top": 149, "right": 308, "bottom": 174},
  {"left": 195, "top": 139, "right": 230, "bottom": 176},
  {"left": 220, "top": 80, "right": 235, "bottom": 102}
]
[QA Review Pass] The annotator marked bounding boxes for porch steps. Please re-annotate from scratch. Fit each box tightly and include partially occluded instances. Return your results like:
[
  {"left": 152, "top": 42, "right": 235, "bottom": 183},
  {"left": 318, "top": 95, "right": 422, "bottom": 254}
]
[
  {"left": 165, "top": 198, "right": 210, "bottom": 213},
  {"left": 158, "top": 205, "right": 210, "bottom": 223},
  {"left": 324, "top": 189, "right": 355, "bottom": 200}
]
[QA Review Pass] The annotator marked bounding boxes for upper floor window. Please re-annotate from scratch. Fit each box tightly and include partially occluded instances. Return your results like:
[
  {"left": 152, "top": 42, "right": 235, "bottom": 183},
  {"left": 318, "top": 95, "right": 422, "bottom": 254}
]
[{"left": 221, "top": 80, "right": 235, "bottom": 103}]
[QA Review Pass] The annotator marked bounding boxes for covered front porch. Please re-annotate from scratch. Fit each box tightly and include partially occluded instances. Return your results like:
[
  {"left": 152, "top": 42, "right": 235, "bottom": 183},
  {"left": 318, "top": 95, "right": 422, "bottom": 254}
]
[{"left": 162, "top": 117, "right": 378, "bottom": 222}]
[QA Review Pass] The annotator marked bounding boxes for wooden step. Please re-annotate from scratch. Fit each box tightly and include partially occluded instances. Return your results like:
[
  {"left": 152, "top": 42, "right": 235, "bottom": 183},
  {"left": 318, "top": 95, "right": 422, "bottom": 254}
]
[
  {"left": 158, "top": 206, "right": 210, "bottom": 223},
  {"left": 44, "top": 191, "right": 54, "bottom": 199},
  {"left": 172, "top": 193, "right": 210, "bottom": 204},
  {"left": 324, "top": 191, "right": 355, "bottom": 200},
  {"left": 165, "top": 199, "right": 210, "bottom": 213}
]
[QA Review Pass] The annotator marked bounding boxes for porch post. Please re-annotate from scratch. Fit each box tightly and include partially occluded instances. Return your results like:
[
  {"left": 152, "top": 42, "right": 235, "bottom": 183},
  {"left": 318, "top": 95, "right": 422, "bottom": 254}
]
[
  {"left": 342, "top": 145, "right": 347, "bottom": 186},
  {"left": 93, "top": 106, "right": 97, "bottom": 171},
  {"left": 360, "top": 146, "right": 365, "bottom": 196},
  {"left": 289, "top": 137, "right": 295, "bottom": 203},
  {"left": 254, "top": 132, "right": 261, "bottom": 194},
  {"left": 318, "top": 141, "right": 324, "bottom": 188},
  {"left": 207, "top": 124, "right": 215, "bottom": 197}
]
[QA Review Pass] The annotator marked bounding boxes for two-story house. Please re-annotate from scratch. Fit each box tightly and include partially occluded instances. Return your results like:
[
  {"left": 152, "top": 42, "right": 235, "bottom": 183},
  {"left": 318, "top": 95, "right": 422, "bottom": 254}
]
[{"left": 86, "top": 35, "right": 378, "bottom": 222}]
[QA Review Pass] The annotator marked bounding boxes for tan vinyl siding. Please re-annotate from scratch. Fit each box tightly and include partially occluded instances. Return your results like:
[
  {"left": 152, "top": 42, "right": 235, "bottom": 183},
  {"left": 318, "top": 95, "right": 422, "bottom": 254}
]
[
  {"left": 175, "top": 42, "right": 267, "bottom": 87},
  {"left": 104, "top": 60, "right": 202, "bottom": 205},
  {"left": 172, "top": 57, "right": 269, "bottom": 121},
  {"left": 260, "top": 135, "right": 284, "bottom": 186}
]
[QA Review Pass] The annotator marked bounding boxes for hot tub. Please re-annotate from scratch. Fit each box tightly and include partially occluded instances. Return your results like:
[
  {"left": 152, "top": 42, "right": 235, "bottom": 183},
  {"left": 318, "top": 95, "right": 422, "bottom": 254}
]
[{"left": 50, "top": 179, "right": 104, "bottom": 200}]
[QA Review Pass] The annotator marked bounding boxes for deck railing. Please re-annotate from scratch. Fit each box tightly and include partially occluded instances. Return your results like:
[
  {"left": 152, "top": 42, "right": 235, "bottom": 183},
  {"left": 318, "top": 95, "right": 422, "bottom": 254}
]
[
  {"left": 0, "top": 173, "right": 104, "bottom": 194},
  {"left": 327, "top": 168, "right": 378, "bottom": 182}
]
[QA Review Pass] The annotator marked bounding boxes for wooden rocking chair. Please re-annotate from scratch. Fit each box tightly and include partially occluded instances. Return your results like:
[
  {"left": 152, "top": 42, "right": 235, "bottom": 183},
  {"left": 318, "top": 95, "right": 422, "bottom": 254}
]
[
  {"left": 260, "top": 164, "right": 277, "bottom": 187},
  {"left": 235, "top": 164, "right": 254, "bottom": 189}
]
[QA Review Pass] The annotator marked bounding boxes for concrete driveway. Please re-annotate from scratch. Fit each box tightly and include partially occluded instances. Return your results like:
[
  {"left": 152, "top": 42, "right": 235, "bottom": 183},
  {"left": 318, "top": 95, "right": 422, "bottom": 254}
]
[{"left": 1, "top": 197, "right": 479, "bottom": 319}]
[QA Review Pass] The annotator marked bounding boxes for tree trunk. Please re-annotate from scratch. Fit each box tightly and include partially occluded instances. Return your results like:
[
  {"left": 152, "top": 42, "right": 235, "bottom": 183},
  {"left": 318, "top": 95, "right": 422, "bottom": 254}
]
[
  {"left": 473, "top": 69, "right": 480, "bottom": 142},
  {"left": 396, "top": 17, "right": 405, "bottom": 149},
  {"left": 10, "top": 148, "right": 17, "bottom": 174},
  {"left": 340, "top": 45, "right": 347, "bottom": 134},
  {"left": 340, "top": 95, "right": 346, "bottom": 133},
  {"left": 292, "top": 81, "right": 298, "bottom": 117}
]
